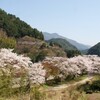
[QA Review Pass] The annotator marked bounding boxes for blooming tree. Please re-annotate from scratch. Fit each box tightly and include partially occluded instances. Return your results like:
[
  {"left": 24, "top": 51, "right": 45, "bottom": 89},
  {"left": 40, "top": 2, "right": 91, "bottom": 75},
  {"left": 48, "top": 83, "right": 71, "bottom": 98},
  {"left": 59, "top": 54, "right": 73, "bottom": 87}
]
[
  {"left": 0, "top": 48, "right": 46, "bottom": 85},
  {"left": 43, "top": 55, "right": 100, "bottom": 81},
  {"left": 0, "top": 48, "right": 100, "bottom": 85}
]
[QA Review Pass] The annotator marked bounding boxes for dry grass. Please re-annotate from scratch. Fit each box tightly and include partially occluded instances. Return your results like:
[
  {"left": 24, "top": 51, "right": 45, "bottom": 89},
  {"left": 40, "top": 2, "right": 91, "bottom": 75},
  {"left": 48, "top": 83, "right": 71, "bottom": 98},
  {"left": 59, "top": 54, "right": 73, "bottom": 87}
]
[
  {"left": 0, "top": 94, "right": 30, "bottom": 100},
  {"left": 0, "top": 76, "right": 99, "bottom": 100},
  {"left": 0, "top": 86, "right": 99, "bottom": 100},
  {"left": 87, "top": 93, "right": 100, "bottom": 100}
]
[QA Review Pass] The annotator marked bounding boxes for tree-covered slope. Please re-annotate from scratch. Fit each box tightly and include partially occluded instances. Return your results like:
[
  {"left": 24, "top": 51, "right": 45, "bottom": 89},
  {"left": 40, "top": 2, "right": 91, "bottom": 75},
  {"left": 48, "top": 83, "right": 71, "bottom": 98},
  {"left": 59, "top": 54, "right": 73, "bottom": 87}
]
[
  {"left": 47, "top": 38, "right": 81, "bottom": 57},
  {"left": 0, "top": 9, "right": 44, "bottom": 40},
  {"left": 47, "top": 38, "right": 77, "bottom": 51},
  {"left": 15, "top": 36, "right": 66, "bottom": 62},
  {"left": 87, "top": 42, "right": 100, "bottom": 56}
]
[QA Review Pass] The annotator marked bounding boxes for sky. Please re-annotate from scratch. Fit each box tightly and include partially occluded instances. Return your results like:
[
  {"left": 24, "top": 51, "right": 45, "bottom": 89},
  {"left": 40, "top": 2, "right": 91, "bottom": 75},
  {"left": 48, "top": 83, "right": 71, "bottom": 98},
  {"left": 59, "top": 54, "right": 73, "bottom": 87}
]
[{"left": 0, "top": 0, "right": 100, "bottom": 46}]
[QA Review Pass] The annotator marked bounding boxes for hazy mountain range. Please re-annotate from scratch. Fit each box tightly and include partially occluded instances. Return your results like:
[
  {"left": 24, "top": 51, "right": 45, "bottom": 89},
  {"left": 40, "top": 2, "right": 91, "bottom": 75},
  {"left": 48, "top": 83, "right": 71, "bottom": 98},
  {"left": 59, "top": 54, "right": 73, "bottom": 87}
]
[{"left": 43, "top": 32, "right": 91, "bottom": 50}]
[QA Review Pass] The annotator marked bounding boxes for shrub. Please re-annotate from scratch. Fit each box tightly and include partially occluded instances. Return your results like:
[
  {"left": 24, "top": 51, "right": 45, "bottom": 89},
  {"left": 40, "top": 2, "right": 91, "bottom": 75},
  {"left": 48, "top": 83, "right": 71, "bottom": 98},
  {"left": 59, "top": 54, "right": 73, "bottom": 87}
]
[
  {"left": 30, "top": 86, "right": 45, "bottom": 100},
  {"left": 0, "top": 37, "right": 16, "bottom": 49},
  {"left": 78, "top": 77, "right": 100, "bottom": 93},
  {"left": 66, "top": 50, "right": 81, "bottom": 58},
  {"left": 90, "top": 80, "right": 100, "bottom": 92}
]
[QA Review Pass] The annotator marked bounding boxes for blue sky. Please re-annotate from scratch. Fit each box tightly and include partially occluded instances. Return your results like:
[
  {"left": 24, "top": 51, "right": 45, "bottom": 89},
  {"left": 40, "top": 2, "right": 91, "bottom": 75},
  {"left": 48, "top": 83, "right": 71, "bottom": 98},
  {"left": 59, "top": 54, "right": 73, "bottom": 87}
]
[{"left": 0, "top": 0, "right": 100, "bottom": 46}]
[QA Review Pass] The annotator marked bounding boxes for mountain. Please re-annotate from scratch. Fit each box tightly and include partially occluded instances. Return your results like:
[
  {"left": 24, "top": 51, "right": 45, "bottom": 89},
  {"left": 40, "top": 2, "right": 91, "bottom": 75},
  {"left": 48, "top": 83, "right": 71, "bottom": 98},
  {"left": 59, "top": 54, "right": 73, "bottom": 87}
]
[
  {"left": 0, "top": 9, "right": 44, "bottom": 40},
  {"left": 87, "top": 42, "right": 100, "bottom": 56},
  {"left": 47, "top": 38, "right": 77, "bottom": 51},
  {"left": 47, "top": 38, "right": 81, "bottom": 57},
  {"left": 43, "top": 32, "right": 91, "bottom": 50}
]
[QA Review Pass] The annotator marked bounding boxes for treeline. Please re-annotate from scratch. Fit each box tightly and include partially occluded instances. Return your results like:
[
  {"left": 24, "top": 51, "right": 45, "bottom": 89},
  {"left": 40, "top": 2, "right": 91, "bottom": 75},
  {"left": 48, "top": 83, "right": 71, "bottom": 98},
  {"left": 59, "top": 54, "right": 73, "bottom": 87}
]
[{"left": 0, "top": 9, "right": 44, "bottom": 40}]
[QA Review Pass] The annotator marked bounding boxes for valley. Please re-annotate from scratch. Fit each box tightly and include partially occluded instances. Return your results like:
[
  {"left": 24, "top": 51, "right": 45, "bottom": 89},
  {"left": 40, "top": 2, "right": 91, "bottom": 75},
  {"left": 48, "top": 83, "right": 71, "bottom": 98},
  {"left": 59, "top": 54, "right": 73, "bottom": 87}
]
[{"left": 0, "top": 8, "right": 100, "bottom": 100}]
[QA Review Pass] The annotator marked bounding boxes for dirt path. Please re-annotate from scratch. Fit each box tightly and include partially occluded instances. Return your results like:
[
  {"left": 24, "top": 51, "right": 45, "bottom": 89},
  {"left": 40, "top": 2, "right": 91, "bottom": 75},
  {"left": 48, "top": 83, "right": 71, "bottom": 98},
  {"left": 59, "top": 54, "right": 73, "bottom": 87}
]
[{"left": 48, "top": 77, "right": 93, "bottom": 91}]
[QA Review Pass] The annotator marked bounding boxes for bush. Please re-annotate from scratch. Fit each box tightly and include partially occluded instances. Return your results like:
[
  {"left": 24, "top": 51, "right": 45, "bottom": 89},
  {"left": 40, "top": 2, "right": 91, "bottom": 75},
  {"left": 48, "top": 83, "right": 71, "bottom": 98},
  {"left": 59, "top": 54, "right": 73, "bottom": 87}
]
[
  {"left": 30, "top": 86, "right": 45, "bottom": 100},
  {"left": 36, "top": 51, "right": 47, "bottom": 62},
  {"left": 90, "top": 80, "right": 100, "bottom": 92},
  {"left": 78, "top": 77, "right": 100, "bottom": 93},
  {"left": 0, "top": 37, "right": 16, "bottom": 49},
  {"left": 28, "top": 50, "right": 47, "bottom": 63},
  {"left": 0, "top": 74, "right": 12, "bottom": 97},
  {"left": 66, "top": 50, "right": 81, "bottom": 58}
]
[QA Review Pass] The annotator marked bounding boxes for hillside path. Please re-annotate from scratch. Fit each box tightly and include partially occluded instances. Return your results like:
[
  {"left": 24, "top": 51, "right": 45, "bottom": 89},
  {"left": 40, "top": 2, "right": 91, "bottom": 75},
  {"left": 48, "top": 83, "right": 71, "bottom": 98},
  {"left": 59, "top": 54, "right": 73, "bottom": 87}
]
[{"left": 47, "top": 77, "right": 93, "bottom": 91}]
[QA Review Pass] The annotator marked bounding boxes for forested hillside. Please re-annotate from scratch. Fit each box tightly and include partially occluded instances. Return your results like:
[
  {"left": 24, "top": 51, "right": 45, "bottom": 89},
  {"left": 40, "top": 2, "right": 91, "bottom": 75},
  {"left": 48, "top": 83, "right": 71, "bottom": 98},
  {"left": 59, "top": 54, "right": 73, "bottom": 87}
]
[
  {"left": 47, "top": 38, "right": 81, "bottom": 57},
  {"left": 0, "top": 9, "right": 44, "bottom": 40},
  {"left": 87, "top": 42, "right": 100, "bottom": 56}
]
